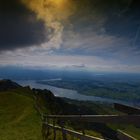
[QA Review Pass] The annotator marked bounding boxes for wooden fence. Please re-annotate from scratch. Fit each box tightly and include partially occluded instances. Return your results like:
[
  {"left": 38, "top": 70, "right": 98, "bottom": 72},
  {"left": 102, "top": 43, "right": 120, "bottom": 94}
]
[
  {"left": 40, "top": 103, "right": 140, "bottom": 140},
  {"left": 45, "top": 114, "right": 140, "bottom": 125},
  {"left": 43, "top": 122, "right": 104, "bottom": 140}
]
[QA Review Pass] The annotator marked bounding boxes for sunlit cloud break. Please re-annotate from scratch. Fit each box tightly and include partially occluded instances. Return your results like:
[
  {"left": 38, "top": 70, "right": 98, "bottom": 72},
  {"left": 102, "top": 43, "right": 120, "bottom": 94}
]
[{"left": 22, "top": 0, "right": 76, "bottom": 49}]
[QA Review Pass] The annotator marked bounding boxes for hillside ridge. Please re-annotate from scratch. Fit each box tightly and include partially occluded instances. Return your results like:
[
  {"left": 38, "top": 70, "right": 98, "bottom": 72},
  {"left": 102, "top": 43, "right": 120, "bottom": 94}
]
[{"left": 0, "top": 79, "right": 21, "bottom": 91}]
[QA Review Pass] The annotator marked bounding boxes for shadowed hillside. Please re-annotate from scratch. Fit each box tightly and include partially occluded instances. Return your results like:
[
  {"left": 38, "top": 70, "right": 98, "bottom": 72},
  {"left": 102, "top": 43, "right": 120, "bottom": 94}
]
[
  {"left": 0, "top": 82, "right": 42, "bottom": 140},
  {"left": 0, "top": 80, "right": 140, "bottom": 140},
  {"left": 0, "top": 79, "right": 21, "bottom": 91}
]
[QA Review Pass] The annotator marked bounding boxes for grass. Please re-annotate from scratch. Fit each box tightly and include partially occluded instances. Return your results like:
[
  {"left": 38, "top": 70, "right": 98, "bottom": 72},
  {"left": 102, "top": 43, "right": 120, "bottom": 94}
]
[
  {"left": 0, "top": 87, "right": 140, "bottom": 140},
  {"left": 0, "top": 88, "right": 74, "bottom": 140},
  {"left": 108, "top": 123, "right": 140, "bottom": 140},
  {"left": 0, "top": 88, "right": 42, "bottom": 140}
]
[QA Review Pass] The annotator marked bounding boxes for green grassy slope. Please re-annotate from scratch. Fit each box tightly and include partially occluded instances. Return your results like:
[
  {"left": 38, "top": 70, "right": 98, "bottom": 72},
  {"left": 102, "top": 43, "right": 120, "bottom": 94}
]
[
  {"left": 108, "top": 124, "right": 140, "bottom": 140},
  {"left": 0, "top": 85, "right": 140, "bottom": 140},
  {"left": 0, "top": 88, "right": 42, "bottom": 140}
]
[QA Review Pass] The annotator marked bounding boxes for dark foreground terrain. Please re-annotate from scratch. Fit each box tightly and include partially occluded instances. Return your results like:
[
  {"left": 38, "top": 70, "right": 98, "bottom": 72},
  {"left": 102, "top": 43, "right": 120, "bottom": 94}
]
[{"left": 0, "top": 79, "right": 140, "bottom": 140}]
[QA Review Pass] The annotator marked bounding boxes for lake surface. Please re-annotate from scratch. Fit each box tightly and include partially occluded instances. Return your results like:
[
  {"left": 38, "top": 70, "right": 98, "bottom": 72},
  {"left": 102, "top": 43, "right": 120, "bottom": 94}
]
[{"left": 16, "top": 80, "right": 137, "bottom": 105}]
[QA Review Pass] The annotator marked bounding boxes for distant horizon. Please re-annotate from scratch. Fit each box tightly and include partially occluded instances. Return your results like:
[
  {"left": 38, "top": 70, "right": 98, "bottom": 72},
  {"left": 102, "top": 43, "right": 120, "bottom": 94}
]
[{"left": 1, "top": 65, "right": 140, "bottom": 75}]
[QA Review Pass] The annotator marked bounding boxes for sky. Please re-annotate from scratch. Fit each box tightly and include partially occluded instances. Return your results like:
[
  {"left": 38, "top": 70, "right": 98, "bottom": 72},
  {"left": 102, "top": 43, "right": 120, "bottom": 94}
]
[{"left": 0, "top": 0, "right": 140, "bottom": 73}]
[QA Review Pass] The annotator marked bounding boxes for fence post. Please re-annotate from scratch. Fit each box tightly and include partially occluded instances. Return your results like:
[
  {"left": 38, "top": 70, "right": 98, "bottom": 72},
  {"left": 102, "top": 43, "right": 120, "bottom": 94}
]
[
  {"left": 53, "top": 120, "right": 56, "bottom": 140},
  {"left": 81, "top": 122, "right": 85, "bottom": 140},
  {"left": 42, "top": 116, "right": 47, "bottom": 140},
  {"left": 60, "top": 121, "right": 67, "bottom": 140},
  {"left": 42, "top": 123, "right": 47, "bottom": 140}
]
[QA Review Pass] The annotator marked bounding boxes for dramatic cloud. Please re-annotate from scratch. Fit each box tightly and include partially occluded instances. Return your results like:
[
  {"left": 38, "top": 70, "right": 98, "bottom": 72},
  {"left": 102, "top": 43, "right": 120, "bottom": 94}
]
[
  {"left": 0, "top": 0, "right": 140, "bottom": 73},
  {"left": 22, "top": 0, "right": 76, "bottom": 49},
  {"left": 0, "top": 0, "right": 48, "bottom": 50},
  {"left": 1, "top": 0, "right": 139, "bottom": 51}
]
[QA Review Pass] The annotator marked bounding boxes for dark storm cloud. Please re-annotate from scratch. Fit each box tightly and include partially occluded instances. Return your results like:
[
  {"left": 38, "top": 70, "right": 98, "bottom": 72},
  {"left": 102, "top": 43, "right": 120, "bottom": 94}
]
[
  {"left": 0, "top": 0, "right": 48, "bottom": 51},
  {"left": 64, "top": 0, "right": 140, "bottom": 56},
  {"left": 0, "top": 0, "right": 140, "bottom": 52},
  {"left": 104, "top": 0, "right": 140, "bottom": 37},
  {"left": 70, "top": 0, "right": 140, "bottom": 38}
]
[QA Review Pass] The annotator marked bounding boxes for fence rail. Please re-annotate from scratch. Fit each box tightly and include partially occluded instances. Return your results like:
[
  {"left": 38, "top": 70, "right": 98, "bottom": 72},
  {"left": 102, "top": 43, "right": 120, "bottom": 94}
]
[
  {"left": 42, "top": 114, "right": 139, "bottom": 140},
  {"left": 44, "top": 114, "right": 140, "bottom": 125},
  {"left": 43, "top": 122, "right": 105, "bottom": 140},
  {"left": 38, "top": 102, "right": 140, "bottom": 140},
  {"left": 114, "top": 103, "right": 140, "bottom": 115},
  {"left": 117, "top": 130, "right": 137, "bottom": 140}
]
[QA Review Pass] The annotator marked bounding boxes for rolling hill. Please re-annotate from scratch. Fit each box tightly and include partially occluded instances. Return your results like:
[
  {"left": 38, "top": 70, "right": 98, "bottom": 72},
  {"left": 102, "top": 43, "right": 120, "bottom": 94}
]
[
  {"left": 0, "top": 80, "right": 140, "bottom": 140},
  {"left": 0, "top": 85, "right": 42, "bottom": 140}
]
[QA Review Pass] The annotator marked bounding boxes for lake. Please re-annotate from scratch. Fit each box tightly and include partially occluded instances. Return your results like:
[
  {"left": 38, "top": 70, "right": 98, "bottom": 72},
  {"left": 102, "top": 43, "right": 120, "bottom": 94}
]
[{"left": 16, "top": 80, "right": 137, "bottom": 106}]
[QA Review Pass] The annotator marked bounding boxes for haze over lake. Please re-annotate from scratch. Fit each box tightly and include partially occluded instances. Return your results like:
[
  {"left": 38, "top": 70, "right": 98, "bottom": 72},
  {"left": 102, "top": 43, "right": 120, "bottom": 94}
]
[{"left": 16, "top": 80, "right": 138, "bottom": 106}]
